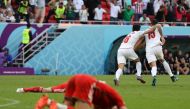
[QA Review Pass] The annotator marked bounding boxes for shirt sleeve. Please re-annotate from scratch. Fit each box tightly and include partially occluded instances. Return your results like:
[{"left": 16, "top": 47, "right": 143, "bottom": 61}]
[{"left": 138, "top": 31, "right": 145, "bottom": 37}]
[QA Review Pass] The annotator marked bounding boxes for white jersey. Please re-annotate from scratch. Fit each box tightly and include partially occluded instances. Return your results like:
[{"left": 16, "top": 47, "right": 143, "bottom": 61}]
[
  {"left": 145, "top": 27, "right": 162, "bottom": 50},
  {"left": 119, "top": 31, "right": 144, "bottom": 49}
]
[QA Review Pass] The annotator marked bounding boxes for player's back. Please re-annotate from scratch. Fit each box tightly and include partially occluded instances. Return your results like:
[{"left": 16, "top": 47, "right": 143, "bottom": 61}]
[
  {"left": 145, "top": 27, "right": 162, "bottom": 50},
  {"left": 93, "top": 81, "right": 125, "bottom": 109},
  {"left": 119, "top": 31, "right": 144, "bottom": 49}
]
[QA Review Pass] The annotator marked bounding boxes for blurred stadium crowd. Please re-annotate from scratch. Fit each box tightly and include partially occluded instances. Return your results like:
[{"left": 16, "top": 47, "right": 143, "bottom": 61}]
[{"left": 0, "top": 0, "right": 189, "bottom": 24}]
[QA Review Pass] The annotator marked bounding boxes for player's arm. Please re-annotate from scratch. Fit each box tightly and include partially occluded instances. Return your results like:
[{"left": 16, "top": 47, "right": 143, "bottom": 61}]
[
  {"left": 155, "top": 24, "right": 165, "bottom": 45},
  {"left": 160, "top": 35, "right": 165, "bottom": 45},
  {"left": 134, "top": 37, "right": 145, "bottom": 51},
  {"left": 143, "top": 23, "right": 163, "bottom": 35}
]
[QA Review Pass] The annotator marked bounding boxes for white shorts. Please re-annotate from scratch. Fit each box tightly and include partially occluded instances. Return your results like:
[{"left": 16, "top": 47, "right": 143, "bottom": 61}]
[
  {"left": 146, "top": 46, "right": 164, "bottom": 63},
  {"left": 117, "top": 48, "right": 138, "bottom": 64}
]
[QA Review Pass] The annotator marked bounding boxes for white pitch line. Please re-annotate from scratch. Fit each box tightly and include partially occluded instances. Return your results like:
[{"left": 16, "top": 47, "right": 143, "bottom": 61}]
[{"left": 0, "top": 97, "right": 20, "bottom": 107}]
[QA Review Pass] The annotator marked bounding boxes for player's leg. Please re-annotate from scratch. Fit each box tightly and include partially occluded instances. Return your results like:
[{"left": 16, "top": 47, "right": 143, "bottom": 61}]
[
  {"left": 35, "top": 95, "right": 73, "bottom": 109},
  {"left": 114, "top": 49, "right": 126, "bottom": 86},
  {"left": 149, "top": 61, "right": 157, "bottom": 86},
  {"left": 16, "top": 87, "right": 43, "bottom": 93},
  {"left": 51, "top": 83, "right": 67, "bottom": 93},
  {"left": 114, "top": 63, "right": 125, "bottom": 86},
  {"left": 146, "top": 50, "right": 157, "bottom": 86},
  {"left": 133, "top": 58, "right": 146, "bottom": 84},
  {"left": 128, "top": 49, "right": 145, "bottom": 84},
  {"left": 160, "top": 59, "right": 178, "bottom": 82},
  {"left": 16, "top": 87, "right": 52, "bottom": 93},
  {"left": 156, "top": 47, "right": 178, "bottom": 82}
]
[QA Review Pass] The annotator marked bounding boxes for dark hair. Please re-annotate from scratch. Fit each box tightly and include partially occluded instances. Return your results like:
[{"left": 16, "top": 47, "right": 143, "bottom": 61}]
[
  {"left": 132, "top": 24, "right": 141, "bottom": 31},
  {"left": 27, "top": 23, "right": 31, "bottom": 28},
  {"left": 143, "top": 10, "right": 147, "bottom": 14},
  {"left": 59, "top": 2, "right": 63, "bottom": 5},
  {"left": 128, "top": 5, "right": 131, "bottom": 8},
  {"left": 151, "top": 19, "right": 158, "bottom": 25}
]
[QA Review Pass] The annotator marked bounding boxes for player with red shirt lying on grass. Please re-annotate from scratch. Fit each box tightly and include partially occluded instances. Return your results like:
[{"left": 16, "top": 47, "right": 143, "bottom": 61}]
[
  {"left": 34, "top": 74, "right": 127, "bottom": 109},
  {"left": 16, "top": 83, "right": 67, "bottom": 93}
]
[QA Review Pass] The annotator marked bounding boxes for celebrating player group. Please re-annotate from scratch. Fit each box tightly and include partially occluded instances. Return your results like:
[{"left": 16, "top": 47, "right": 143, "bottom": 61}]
[{"left": 114, "top": 19, "right": 178, "bottom": 86}]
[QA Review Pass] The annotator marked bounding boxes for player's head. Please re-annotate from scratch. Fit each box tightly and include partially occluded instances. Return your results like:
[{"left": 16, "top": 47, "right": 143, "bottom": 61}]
[
  {"left": 151, "top": 19, "right": 158, "bottom": 25},
  {"left": 132, "top": 24, "right": 141, "bottom": 31}
]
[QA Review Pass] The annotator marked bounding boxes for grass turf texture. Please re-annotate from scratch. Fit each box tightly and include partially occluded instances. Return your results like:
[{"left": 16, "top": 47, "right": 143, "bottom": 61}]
[{"left": 0, "top": 75, "right": 189, "bottom": 109}]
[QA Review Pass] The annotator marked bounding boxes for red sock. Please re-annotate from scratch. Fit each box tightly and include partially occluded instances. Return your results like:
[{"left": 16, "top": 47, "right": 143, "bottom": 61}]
[{"left": 24, "top": 87, "right": 42, "bottom": 92}]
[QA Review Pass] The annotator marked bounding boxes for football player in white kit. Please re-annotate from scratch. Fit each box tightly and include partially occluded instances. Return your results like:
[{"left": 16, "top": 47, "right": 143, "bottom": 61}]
[
  {"left": 144, "top": 19, "right": 178, "bottom": 86},
  {"left": 114, "top": 25, "right": 151, "bottom": 86}
]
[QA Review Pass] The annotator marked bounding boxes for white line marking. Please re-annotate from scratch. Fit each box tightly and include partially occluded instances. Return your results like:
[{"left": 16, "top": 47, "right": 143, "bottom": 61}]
[{"left": 0, "top": 97, "right": 20, "bottom": 107}]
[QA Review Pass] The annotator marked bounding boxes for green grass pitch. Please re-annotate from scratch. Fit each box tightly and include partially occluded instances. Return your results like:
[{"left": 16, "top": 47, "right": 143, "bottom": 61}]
[{"left": 0, "top": 75, "right": 190, "bottom": 109}]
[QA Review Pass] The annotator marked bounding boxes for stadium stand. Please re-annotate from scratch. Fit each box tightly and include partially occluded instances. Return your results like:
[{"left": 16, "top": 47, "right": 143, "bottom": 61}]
[{"left": 0, "top": 0, "right": 189, "bottom": 24}]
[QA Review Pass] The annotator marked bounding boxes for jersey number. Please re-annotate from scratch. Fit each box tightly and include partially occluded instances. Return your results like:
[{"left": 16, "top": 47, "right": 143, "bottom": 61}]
[
  {"left": 148, "top": 32, "right": 155, "bottom": 39},
  {"left": 123, "top": 35, "right": 131, "bottom": 43}
]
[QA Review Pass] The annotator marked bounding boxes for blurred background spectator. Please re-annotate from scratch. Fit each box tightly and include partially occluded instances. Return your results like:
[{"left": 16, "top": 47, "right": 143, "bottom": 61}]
[
  {"left": 153, "top": 0, "right": 164, "bottom": 15},
  {"left": 17, "top": 0, "right": 30, "bottom": 23},
  {"left": 0, "top": 48, "right": 12, "bottom": 67},
  {"left": 139, "top": 11, "right": 150, "bottom": 24},
  {"left": 123, "top": 5, "right": 134, "bottom": 23},
  {"left": 108, "top": 0, "right": 122, "bottom": 23},
  {"left": 0, "top": 6, "right": 6, "bottom": 22},
  {"left": 5, "top": 10, "right": 15, "bottom": 22},
  {"left": 55, "top": 2, "right": 65, "bottom": 23},
  {"left": 3, "top": 48, "right": 12, "bottom": 67},
  {"left": 155, "top": 5, "right": 165, "bottom": 22},
  {"left": 65, "top": 0, "right": 76, "bottom": 22},
  {"left": 79, "top": 4, "right": 88, "bottom": 24},
  {"left": 85, "top": 0, "right": 100, "bottom": 20},
  {"left": 133, "top": 0, "right": 145, "bottom": 21},
  {"left": 94, "top": 4, "right": 107, "bottom": 24},
  {"left": 73, "top": 0, "right": 84, "bottom": 20},
  {"left": 35, "top": 0, "right": 46, "bottom": 23}
]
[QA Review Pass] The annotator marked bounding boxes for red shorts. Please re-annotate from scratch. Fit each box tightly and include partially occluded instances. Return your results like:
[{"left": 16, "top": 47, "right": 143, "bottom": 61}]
[
  {"left": 64, "top": 74, "right": 97, "bottom": 105},
  {"left": 51, "top": 83, "right": 67, "bottom": 92}
]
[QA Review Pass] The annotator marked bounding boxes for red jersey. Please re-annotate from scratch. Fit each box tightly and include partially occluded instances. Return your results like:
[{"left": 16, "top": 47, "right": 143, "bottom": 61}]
[
  {"left": 64, "top": 74, "right": 126, "bottom": 109},
  {"left": 64, "top": 74, "right": 97, "bottom": 106},
  {"left": 93, "top": 81, "right": 125, "bottom": 109}
]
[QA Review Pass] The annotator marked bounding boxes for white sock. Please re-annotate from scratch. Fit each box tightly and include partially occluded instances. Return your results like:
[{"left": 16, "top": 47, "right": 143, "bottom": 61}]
[
  {"left": 48, "top": 99, "right": 67, "bottom": 109},
  {"left": 177, "top": 71, "right": 179, "bottom": 75},
  {"left": 115, "top": 68, "right": 123, "bottom": 80},
  {"left": 151, "top": 66, "right": 157, "bottom": 77},
  {"left": 163, "top": 61, "right": 174, "bottom": 77},
  {"left": 47, "top": 99, "right": 51, "bottom": 105},
  {"left": 136, "top": 62, "right": 142, "bottom": 77},
  {"left": 57, "top": 103, "right": 68, "bottom": 109}
]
